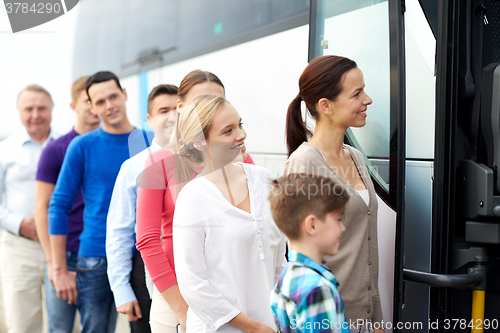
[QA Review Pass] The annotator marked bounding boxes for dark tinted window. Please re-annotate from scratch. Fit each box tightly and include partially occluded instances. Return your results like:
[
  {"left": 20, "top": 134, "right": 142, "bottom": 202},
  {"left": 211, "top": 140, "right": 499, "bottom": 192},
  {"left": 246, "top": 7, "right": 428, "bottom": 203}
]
[
  {"left": 322, "top": 0, "right": 385, "bottom": 18},
  {"left": 177, "top": 0, "right": 270, "bottom": 55},
  {"left": 122, "top": 0, "right": 178, "bottom": 70},
  {"left": 73, "top": 0, "right": 126, "bottom": 78},
  {"left": 419, "top": 0, "right": 438, "bottom": 37},
  {"left": 484, "top": 0, "right": 500, "bottom": 63},
  {"left": 73, "top": 0, "right": 309, "bottom": 78},
  {"left": 271, "top": 0, "right": 309, "bottom": 22}
]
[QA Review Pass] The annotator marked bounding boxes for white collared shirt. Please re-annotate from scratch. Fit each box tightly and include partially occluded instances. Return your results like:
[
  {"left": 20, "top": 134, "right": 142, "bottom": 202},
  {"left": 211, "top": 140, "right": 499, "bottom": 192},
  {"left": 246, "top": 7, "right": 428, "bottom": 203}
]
[
  {"left": 173, "top": 163, "right": 287, "bottom": 332},
  {"left": 0, "top": 128, "right": 59, "bottom": 234},
  {"left": 106, "top": 139, "right": 162, "bottom": 307}
]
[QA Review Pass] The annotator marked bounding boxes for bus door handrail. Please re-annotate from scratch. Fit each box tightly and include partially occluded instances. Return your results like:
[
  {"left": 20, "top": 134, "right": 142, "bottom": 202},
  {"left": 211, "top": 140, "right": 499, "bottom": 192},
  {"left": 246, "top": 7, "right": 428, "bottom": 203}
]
[{"left": 403, "top": 268, "right": 483, "bottom": 288}]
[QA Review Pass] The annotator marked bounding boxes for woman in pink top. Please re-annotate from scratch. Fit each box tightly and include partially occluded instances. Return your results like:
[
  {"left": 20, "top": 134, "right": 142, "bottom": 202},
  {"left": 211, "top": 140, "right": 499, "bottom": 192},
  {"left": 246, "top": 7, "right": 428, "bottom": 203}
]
[{"left": 136, "top": 70, "right": 253, "bottom": 333}]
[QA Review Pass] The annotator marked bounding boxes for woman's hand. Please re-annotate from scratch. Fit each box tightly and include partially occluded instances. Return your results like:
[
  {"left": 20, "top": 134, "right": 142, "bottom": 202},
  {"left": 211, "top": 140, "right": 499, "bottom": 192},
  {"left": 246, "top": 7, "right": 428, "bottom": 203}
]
[
  {"left": 176, "top": 307, "right": 187, "bottom": 331},
  {"left": 228, "top": 313, "right": 276, "bottom": 333},
  {"left": 249, "top": 322, "right": 277, "bottom": 333},
  {"left": 160, "top": 285, "right": 188, "bottom": 331},
  {"left": 373, "top": 329, "right": 386, "bottom": 333}
]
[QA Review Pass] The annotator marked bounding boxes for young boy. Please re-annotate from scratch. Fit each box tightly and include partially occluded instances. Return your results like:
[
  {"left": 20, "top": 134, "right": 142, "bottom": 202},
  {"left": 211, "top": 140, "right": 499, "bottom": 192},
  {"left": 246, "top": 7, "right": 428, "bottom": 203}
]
[{"left": 269, "top": 174, "right": 351, "bottom": 333}]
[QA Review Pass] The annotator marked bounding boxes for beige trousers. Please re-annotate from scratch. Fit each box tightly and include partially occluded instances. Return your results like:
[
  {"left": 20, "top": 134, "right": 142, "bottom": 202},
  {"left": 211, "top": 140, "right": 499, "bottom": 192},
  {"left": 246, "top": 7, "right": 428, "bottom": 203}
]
[
  {"left": 0, "top": 231, "right": 46, "bottom": 333},
  {"left": 150, "top": 287, "right": 183, "bottom": 333}
]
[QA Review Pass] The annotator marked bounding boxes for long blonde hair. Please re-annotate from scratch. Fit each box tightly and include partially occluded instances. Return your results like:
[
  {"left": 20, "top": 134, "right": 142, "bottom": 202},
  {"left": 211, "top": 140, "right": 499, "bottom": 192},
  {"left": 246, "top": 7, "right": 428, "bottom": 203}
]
[{"left": 169, "top": 95, "right": 227, "bottom": 192}]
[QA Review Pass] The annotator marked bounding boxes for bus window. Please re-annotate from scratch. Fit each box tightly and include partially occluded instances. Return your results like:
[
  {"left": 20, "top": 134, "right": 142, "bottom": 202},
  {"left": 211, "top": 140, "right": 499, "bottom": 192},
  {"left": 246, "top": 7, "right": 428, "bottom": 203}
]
[{"left": 309, "top": 0, "right": 391, "bottom": 195}]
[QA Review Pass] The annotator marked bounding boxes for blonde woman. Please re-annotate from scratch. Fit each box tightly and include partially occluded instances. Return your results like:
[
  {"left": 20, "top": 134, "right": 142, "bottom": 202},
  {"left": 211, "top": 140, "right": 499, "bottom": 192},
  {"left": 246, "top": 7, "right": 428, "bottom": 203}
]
[{"left": 172, "top": 95, "right": 286, "bottom": 333}]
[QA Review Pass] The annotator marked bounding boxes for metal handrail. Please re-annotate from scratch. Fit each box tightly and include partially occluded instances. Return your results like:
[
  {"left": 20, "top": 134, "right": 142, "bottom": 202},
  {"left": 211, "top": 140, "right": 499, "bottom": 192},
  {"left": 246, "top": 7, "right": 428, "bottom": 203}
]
[{"left": 403, "top": 268, "right": 483, "bottom": 288}]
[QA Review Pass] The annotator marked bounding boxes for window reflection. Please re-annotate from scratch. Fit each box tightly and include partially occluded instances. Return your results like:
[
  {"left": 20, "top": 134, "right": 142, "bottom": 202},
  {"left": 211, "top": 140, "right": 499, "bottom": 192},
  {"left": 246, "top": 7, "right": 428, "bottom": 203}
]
[{"left": 310, "top": 0, "right": 391, "bottom": 190}]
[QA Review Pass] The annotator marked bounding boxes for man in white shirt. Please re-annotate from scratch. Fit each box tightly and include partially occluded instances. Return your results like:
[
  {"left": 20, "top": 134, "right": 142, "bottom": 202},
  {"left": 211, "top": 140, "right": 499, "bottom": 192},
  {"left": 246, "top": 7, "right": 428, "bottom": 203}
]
[
  {"left": 106, "top": 84, "right": 178, "bottom": 332},
  {"left": 0, "top": 84, "right": 59, "bottom": 333}
]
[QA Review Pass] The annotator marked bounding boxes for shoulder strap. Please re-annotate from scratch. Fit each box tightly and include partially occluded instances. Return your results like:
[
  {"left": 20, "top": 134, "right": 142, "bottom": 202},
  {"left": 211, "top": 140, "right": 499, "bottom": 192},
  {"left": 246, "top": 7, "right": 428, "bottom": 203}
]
[{"left": 142, "top": 128, "right": 151, "bottom": 147}]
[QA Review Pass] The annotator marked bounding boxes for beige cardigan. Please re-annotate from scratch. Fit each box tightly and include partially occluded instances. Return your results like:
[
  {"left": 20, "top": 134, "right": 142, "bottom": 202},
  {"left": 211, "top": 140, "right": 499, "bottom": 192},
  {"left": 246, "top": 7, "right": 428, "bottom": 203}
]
[{"left": 282, "top": 142, "right": 383, "bottom": 324}]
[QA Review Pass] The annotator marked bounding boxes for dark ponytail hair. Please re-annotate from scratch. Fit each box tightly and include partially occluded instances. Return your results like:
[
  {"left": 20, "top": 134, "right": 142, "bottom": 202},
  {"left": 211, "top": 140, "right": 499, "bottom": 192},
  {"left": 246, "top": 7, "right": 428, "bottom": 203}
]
[
  {"left": 178, "top": 70, "right": 224, "bottom": 103},
  {"left": 286, "top": 55, "right": 357, "bottom": 156}
]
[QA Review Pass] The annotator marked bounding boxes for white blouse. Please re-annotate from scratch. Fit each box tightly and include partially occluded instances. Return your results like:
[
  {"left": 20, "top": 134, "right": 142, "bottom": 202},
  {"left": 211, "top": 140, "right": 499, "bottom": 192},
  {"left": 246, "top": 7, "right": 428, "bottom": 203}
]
[
  {"left": 173, "top": 163, "right": 287, "bottom": 332},
  {"left": 356, "top": 189, "right": 370, "bottom": 206}
]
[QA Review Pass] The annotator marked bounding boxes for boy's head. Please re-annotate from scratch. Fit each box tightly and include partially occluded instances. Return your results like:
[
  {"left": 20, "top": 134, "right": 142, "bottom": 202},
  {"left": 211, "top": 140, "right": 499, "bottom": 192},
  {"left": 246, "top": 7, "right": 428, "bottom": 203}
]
[{"left": 269, "top": 174, "right": 349, "bottom": 256}]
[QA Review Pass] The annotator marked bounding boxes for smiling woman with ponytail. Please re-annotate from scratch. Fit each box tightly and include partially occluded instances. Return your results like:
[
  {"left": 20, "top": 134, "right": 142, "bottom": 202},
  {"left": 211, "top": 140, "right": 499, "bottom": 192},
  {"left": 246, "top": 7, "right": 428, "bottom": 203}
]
[
  {"left": 286, "top": 56, "right": 358, "bottom": 156},
  {"left": 285, "top": 93, "right": 311, "bottom": 155},
  {"left": 283, "top": 55, "right": 386, "bottom": 333}
]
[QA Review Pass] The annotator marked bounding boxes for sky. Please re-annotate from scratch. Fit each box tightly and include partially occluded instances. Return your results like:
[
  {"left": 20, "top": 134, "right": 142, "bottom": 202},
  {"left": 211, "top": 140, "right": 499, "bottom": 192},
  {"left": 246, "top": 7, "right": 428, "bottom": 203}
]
[{"left": 0, "top": 3, "right": 79, "bottom": 140}]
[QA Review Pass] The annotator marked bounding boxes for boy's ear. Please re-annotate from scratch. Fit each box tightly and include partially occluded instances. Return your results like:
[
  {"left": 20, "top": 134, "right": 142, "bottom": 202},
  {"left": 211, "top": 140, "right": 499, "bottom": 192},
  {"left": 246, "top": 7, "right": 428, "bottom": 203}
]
[{"left": 302, "top": 214, "right": 317, "bottom": 236}]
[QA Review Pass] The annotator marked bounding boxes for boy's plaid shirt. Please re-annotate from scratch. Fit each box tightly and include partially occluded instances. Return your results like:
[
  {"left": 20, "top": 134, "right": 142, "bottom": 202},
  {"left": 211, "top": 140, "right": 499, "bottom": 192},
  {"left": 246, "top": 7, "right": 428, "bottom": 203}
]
[{"left": 270, "top": 250, "right": 350, "bottom": 333}]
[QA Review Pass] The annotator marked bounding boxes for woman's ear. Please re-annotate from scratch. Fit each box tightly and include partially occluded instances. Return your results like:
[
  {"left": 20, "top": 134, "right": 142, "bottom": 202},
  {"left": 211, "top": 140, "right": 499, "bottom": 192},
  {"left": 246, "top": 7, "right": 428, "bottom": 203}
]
[
  {"left": 317, "top": 98, "right": 333, "bottom": 115},
  {"left": 193, "top": 140, "right": 207, "bottom": 151}
]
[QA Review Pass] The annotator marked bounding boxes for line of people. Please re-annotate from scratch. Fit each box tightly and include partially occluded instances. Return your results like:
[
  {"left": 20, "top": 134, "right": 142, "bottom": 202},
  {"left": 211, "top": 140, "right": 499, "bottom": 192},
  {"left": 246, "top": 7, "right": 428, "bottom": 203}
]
[{"left": 0, "top": 55, "right": 385, "bottom": 333}]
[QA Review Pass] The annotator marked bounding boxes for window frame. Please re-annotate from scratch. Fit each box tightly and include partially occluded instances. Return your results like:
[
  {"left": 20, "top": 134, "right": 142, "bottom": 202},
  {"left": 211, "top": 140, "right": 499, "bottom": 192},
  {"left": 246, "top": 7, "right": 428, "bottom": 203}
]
[{"left": 307, "top": 0, "right": 405, "bottom": 211}]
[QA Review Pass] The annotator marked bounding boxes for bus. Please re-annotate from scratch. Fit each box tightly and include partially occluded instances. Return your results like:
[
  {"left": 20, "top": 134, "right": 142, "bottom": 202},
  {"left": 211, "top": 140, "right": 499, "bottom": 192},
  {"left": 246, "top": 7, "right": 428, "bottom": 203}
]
[{"left": 72, "top": 0, "right": 500, "bottom": 331}]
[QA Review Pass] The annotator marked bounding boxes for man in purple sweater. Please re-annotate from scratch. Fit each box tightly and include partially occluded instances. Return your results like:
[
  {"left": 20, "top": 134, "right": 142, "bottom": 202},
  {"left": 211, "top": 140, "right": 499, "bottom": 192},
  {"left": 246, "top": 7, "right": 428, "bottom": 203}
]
[{"left": 35, "top": 76, "right": 100, "bottom": 332}]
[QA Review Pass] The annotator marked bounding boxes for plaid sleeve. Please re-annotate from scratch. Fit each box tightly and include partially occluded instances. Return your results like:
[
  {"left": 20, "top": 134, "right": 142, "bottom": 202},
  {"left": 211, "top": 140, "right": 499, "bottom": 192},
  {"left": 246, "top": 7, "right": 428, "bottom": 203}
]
[{"left": 295, "top": 284, "right": 350, "bottom": 333}]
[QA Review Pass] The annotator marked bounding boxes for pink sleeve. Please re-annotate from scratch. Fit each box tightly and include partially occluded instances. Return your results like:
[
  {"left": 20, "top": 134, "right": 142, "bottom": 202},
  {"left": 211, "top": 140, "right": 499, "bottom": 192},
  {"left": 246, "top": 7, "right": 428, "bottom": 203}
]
[
  {"left": 243, "top": 152, "right": 255, "bottom": 165},
  {"left": 136, "top": 157, "right": 177, "bottom": 292}
]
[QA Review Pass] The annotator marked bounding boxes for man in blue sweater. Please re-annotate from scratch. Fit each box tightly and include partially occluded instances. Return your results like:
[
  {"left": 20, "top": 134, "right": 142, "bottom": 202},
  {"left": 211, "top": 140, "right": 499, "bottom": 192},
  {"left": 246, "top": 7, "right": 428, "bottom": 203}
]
[
  {"left": 49, "top": 72, "right": 135, "bottom": 332},
  {"left": 107, "top": 84, "right": 178, "bottom": 332}
]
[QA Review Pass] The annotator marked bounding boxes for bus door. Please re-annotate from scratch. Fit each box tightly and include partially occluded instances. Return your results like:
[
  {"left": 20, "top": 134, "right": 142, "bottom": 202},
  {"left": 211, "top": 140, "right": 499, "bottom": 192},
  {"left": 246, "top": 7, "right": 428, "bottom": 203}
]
[
  {"left": 309, "top": 0, "right": 406, "bottom": 331},
  {"left": 400, "top": 0, "right": 500, "bottom": 332},
  {"left": 430, "top": 0, "right": 500, "bottom": 331}
]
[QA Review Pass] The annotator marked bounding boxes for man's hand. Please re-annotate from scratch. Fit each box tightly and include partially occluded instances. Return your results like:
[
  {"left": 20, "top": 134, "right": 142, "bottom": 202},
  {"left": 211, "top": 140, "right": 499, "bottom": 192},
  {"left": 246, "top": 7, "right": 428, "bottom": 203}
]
[
  {"left": 374, "top": 329, "right": 386, "bottom": 333},
  {"left": 19, "top": 216, "right": 39, "bottom": 242},
  {"left": 117, "top": 300, "right": 142, "bottom": 322},
  {"left": 53, "top": 269, "right": 78, "bottom": 304}
]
